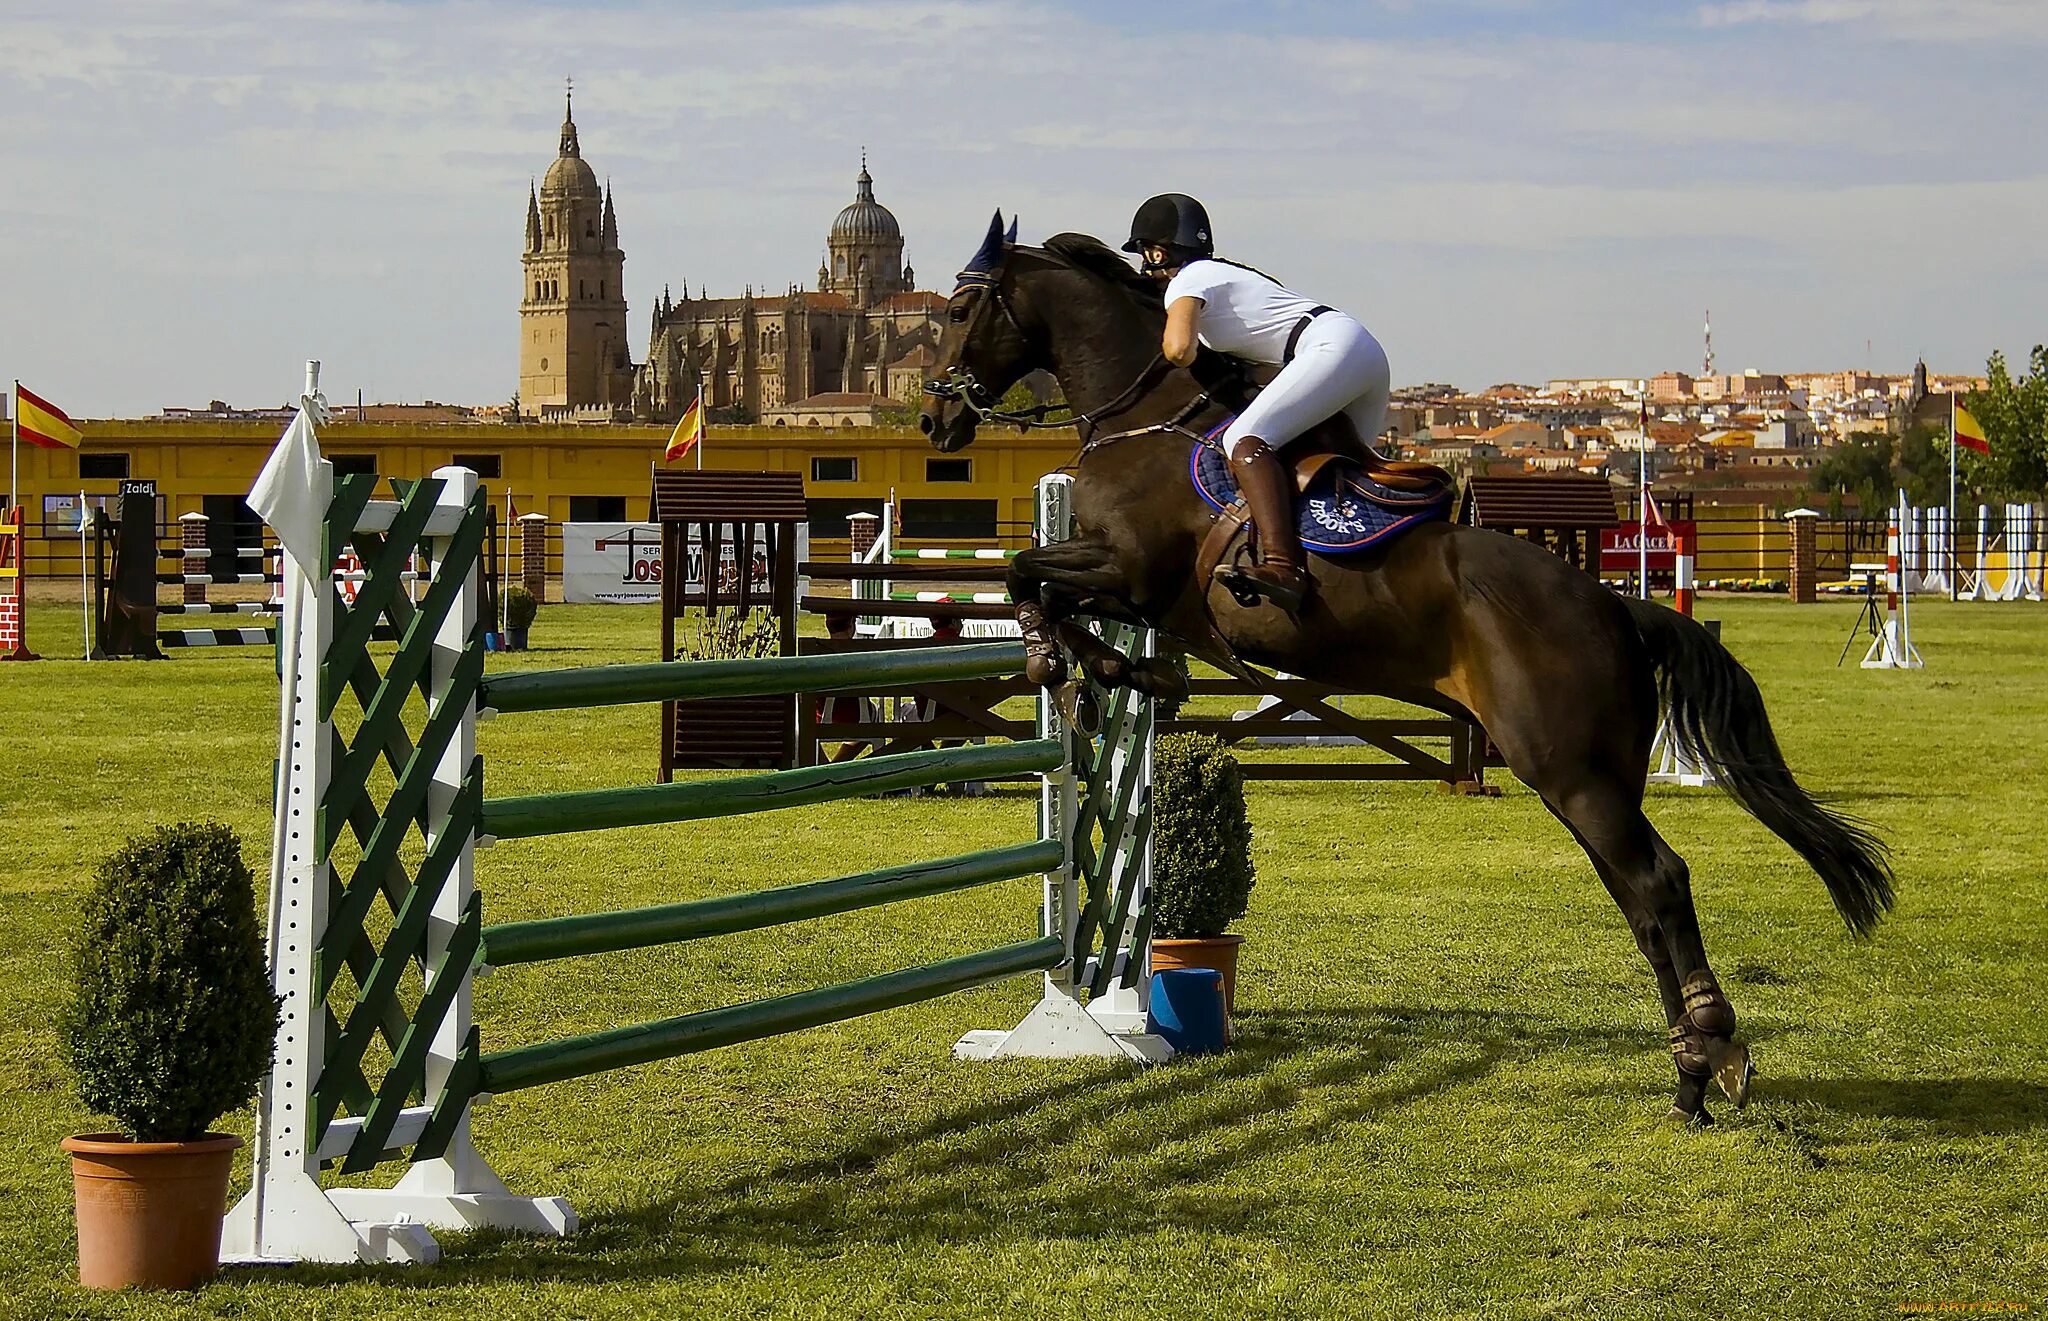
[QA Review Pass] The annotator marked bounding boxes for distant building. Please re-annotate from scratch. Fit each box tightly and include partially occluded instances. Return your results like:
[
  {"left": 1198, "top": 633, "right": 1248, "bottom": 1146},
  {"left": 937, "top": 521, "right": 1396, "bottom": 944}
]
[{"left": 517, "top": 97, "right": 951, "bottom": 424}]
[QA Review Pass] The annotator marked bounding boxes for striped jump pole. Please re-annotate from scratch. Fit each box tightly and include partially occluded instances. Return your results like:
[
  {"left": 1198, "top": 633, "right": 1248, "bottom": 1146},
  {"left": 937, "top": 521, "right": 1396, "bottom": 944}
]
[
  {"left": 1673, "top": 523, "right": 1695, "bottom": 619},
  {"left": 1862, "top": 491, "right": 1923, "bottom": 670},
  {"left": 227, "top": 455, "right": 1160, "bottom": 1269}
]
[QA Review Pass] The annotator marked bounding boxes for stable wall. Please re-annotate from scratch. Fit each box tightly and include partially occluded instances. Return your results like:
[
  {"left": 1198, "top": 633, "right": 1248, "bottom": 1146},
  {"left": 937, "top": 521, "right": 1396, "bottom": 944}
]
[{"left": 7, "top": 418, "right": 1081, "bottom": 575}]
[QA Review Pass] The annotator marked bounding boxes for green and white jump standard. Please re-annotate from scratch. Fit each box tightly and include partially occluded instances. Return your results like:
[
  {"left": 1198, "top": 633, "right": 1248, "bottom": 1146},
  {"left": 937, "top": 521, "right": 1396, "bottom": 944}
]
[{"left": 221, "top": 443, "right": 1162, "bottom": 1268}]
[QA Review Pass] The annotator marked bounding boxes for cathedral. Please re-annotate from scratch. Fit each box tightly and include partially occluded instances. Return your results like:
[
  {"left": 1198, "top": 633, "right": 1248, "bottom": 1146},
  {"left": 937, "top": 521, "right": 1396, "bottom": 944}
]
[{"left": 518, "top": 94, "right": 946, "bottom": 423}]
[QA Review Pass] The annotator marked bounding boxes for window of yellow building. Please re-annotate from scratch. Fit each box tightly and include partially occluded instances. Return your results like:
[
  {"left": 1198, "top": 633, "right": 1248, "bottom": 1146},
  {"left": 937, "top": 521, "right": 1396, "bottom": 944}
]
[
  {"left": 811, "top": 457, "right": 856, "bottom": 482},
  {"left": 926, "top": 458, "right": 971, "bottom": 483}
]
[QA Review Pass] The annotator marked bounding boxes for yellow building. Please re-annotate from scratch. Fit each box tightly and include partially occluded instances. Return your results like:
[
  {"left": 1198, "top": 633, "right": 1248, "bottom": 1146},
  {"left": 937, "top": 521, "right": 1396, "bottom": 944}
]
[{"left": 7, "top": 416, "right": 1080, "bottom": 578}]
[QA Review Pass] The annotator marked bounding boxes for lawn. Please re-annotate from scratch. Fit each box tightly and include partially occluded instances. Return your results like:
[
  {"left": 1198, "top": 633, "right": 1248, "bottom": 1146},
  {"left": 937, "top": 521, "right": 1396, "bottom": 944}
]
[{"left": 1, "top": 595, "right": 2043, "bottom": 1319}]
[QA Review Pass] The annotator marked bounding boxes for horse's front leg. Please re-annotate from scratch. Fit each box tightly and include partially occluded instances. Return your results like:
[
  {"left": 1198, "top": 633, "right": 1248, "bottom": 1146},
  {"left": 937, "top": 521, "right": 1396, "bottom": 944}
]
[
  {"left": 1008, "top": 535, "right": 1132, "bottom": 689},
  {"left": 1054, "top": 622, "right": 1189, "bottom": 704}
]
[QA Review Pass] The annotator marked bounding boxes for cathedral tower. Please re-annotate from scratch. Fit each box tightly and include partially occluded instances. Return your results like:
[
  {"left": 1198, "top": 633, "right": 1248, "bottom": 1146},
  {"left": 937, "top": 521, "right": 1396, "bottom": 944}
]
[
  {"left": 822, "top": 153, "right": 907, "bottom": 308},
  {"left": 520, "top": 89, "right": 631, "bottom": 415}
]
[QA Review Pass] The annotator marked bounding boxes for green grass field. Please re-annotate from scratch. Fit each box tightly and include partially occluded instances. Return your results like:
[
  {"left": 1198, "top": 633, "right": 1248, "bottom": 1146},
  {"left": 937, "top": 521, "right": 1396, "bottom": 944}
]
[{"left": 3, "top": 596, "right": 2044, "bottom": 1319}]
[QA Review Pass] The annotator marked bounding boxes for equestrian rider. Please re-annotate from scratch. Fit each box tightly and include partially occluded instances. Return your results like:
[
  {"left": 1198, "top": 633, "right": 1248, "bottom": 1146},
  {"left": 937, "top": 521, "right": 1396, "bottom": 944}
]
[{"left": 1124, "top": 192, "right": 1392, "bottom": 614}]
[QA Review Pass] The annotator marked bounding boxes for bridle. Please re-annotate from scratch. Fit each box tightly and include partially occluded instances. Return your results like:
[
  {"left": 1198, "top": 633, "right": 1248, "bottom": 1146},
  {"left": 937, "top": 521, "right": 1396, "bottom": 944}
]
[{"left": 923, "top": 259, "right": 1167, "bottom": 439}]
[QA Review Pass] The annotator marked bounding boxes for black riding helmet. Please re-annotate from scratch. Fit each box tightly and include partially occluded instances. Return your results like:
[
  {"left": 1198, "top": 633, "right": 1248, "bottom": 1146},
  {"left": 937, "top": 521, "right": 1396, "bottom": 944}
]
[{"left": 1123, "top": 193, "right": 1213, "bottom": 270}]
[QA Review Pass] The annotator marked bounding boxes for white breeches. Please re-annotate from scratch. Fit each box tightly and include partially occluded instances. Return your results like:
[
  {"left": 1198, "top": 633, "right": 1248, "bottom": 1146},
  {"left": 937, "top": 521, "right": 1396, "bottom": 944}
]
[{"left": 1220, "top": 314, "right": 1390, "bottom": 459}]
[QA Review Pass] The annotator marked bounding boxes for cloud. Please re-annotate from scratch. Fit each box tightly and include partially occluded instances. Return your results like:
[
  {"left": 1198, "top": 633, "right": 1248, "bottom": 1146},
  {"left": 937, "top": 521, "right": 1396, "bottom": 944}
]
[
  {"left": 0, "top": 0, "right": 2040, "bottom": 413},
  {"left": 1696, "top": 0, "right": 2048, "bottom": 41}
]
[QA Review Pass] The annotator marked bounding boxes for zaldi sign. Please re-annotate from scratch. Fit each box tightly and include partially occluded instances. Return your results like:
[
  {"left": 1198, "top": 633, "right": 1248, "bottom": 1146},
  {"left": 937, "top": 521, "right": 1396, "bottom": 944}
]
[
  {"left": 1599, "top": 520, "right": 1695, "bottom": 572},
  {"left": 561, "top": 523, "right": 786, "bottom": 604}
]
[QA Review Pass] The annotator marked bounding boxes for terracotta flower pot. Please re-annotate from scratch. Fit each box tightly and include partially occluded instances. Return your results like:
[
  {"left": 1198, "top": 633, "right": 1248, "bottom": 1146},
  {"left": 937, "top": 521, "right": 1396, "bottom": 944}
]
[
  {"left": 1150, "top": 934, "right": 1245, "bottom": 1014},
  {"left": 62, "top": 1132, "right": 241, "bottom": 1290}
]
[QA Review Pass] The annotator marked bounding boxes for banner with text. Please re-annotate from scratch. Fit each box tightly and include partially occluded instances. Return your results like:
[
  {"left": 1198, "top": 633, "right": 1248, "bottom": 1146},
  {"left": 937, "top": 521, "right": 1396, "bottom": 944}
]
[
  {"left": 561, "top": 522, "right": 805, "bottom": 605},
  {"left": 1598, "top": 520, "right": 1696, "bottom": 573},
  {"left": 562, "top": 523, "right": 664, "bottom": 604}
]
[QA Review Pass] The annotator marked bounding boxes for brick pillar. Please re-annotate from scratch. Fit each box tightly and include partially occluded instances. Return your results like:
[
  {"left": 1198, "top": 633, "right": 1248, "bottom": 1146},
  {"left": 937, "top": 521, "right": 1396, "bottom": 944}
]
[
  {"left": 847, "top": 512, "right": 879, "bottom": 560},
  {"left": 1785, "top": 508, "right": 1819, "bottom": 604},
  {"left": 0, "top": 504, "right": 31, "bottom": 661},
  {"left": 180, "top": 511, "right": 209, "bottom": 605},
  {"left": 519, "top": 513, "right": 549, "bottom": 603}
]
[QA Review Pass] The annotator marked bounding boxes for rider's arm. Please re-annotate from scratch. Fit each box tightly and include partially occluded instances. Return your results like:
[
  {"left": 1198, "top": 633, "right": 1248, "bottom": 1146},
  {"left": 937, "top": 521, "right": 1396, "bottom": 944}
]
[{"left": 1163, "top": 295, "right": 1203, "bottom": 367}]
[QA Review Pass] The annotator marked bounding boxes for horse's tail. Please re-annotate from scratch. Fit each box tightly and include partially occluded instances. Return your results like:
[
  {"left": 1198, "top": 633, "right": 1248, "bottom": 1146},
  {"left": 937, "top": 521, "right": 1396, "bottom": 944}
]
[{"left": 1625, "top": 598, "right": 1894, "bottom": 936}]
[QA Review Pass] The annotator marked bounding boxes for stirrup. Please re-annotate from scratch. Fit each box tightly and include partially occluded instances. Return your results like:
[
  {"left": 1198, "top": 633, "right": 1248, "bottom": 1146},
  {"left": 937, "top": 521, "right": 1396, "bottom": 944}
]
[{"left": 1213, "top": 562, "right": 1307, "bottom": 613}]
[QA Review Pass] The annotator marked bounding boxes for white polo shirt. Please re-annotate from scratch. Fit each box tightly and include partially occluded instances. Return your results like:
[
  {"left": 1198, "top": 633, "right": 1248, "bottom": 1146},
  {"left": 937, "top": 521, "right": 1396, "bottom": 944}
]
[{"left": 1164, "top": 259, "right": 1329, "bottom": 365}]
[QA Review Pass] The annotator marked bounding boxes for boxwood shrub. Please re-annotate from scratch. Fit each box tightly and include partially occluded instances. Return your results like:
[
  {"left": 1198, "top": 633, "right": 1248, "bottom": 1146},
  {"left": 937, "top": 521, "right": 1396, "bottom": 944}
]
[
  {"left": 1150, "top": 733, "right": 1256, "bottom": 939},
  {"left": 59, "top": 823, "right": 279, "bottom": 1142}
]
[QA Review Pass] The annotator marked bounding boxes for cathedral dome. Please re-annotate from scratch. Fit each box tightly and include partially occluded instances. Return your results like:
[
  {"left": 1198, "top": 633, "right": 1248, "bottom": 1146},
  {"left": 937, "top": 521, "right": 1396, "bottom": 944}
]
[
  {"left": 830, "top": 164, "right": 901, "bottom": 243},
  {"left": 543, "top": 93, "right": 601, "bottom": 198}
]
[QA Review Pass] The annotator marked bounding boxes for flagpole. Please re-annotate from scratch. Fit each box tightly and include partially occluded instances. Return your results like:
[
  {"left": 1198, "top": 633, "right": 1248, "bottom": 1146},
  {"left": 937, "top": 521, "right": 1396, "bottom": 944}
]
[
  {"left": 10, "top": 380, "right": 19, "bottom": 520},
  {"left": 1638, "top": 408, "right": 1650, "bottom": 600},
  {"left": 1949, "top": 392, "right": 1959, "bottom": 602},
  {"left": 696, "top": 385, "right": 704, "bottom": 471},
  {"left": 78, "top": 490, "right": 90, "bottom": 660}
]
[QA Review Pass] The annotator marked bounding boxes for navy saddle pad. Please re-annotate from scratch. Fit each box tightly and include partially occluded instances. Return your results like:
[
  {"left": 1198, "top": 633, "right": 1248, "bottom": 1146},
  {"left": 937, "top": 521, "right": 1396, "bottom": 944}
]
[{"left": 1191, "top": 438, "right": 1450, "bottom": 555}]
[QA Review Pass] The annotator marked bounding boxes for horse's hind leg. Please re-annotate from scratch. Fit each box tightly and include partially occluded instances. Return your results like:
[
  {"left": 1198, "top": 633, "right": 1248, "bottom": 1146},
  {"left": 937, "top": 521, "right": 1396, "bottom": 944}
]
[
  {"left": 1548, "top": 780, "right": 1754, "bottom": 1117},
  {"left": 1553, "top": 810, "right": 1714, "bottom": 1124}
]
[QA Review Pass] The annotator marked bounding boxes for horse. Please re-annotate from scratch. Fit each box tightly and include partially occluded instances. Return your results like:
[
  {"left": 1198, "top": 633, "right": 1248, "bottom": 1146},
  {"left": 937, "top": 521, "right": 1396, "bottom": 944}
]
[{"left": 918, "top": 213, "right": 1893, "bottom": 1126}]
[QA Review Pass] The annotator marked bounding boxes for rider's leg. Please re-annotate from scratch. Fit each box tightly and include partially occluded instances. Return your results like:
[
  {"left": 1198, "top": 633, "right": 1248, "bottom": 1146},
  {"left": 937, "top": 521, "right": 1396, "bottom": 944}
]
[
  {"left": 1216, "top": 316, "right": 1387, "bottom": 612},
  {"left": 1336, "top": 328, "right": 1392, "bottom": 454},
  {"left": 1221, "top": 438, "right": 1309, "bottom": 612}
]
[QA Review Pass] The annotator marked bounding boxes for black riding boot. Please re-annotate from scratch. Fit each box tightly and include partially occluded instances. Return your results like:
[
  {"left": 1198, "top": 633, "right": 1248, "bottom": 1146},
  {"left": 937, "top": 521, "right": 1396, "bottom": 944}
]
[{"left": 1215, "top": 439, "right": 1309, "bottom": 613}]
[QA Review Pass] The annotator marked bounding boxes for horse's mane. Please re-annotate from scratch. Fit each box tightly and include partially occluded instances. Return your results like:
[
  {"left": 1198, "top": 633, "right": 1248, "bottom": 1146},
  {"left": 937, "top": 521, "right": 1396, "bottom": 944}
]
[{"left": 1035, "top": 232, "right": 1164, "bottom": 311}]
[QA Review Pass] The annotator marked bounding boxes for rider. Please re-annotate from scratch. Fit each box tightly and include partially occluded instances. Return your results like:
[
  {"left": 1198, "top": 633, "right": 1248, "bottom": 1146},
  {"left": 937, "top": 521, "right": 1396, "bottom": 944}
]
[{"left": 1124, "top": 192, "right": 1392, "bottom": 614}]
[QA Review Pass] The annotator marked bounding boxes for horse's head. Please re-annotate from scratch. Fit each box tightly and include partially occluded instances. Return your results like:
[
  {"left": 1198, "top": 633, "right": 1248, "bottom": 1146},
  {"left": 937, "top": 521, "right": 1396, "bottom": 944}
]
[{"left": 920, "top": 210, "right": 1038, "bottom": 453}]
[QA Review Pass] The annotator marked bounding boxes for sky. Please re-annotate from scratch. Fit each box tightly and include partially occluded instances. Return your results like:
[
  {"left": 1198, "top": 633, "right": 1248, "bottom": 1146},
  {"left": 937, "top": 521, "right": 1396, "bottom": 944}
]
[{"left": 2, "top": 0, "right": 2044, "bottom": 417}]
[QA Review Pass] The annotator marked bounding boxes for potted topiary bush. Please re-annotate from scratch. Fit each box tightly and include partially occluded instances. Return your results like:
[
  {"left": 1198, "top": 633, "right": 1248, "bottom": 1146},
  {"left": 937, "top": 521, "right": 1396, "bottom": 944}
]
[
  {"left": 503, "top": 584, "right": 538, "bottom": 651},
  {"left": 59, "top": 822, "right": 279, "bottom": 1290},
  {"left": 1148, "top": 733, "right": 1256, "bottom": 1012}
]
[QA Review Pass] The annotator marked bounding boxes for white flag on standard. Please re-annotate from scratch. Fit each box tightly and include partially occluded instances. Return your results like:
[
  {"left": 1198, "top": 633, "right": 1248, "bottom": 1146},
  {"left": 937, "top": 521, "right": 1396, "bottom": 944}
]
[{"left": 247, "top": 366, "right": 333, "bottom": 570}]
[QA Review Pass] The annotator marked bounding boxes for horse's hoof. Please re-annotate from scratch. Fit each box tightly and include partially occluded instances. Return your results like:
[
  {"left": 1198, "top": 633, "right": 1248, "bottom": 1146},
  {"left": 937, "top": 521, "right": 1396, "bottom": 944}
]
[
  {"left": 1668, "top": 1104, "right": 1715, "bottom": 1130},
  {"left": 1704, "top": 1039, "right": 1755, "bottom": 1109},
  {"left": 1128, "top": 657, "right": 1188, "bottom": 702},
  {"left": 1053, "top": 681, "right": 1099, "bottom": 734}
]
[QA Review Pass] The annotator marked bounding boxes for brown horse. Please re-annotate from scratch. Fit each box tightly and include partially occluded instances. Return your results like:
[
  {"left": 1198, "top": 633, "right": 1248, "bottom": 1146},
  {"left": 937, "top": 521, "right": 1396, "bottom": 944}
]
[{"left": 919, "top": 216, "right": 1892, "bottom": 1125}]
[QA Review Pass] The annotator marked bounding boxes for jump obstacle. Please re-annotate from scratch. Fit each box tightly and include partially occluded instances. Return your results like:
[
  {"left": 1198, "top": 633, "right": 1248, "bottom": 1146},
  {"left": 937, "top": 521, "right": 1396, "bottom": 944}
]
[
  {"left": 89, "top": 487, "right": 481, "bottom": 658},
  {"left": 223, "top": 454, "right": 1164, "bottom": 1268},
  {"left": 1850, "top": 491, "right": 1923, "bottom": 670}
]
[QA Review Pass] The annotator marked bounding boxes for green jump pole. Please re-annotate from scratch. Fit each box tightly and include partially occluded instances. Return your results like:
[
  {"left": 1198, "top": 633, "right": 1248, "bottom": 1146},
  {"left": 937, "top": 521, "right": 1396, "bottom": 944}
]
[
  {"left": 481, "top": 738, "right": 1062, "bottom": 842},
  {"left": 479, "top": 838, "right": 1064, "bottom": 968},
  {"left": 480, "top": 641, "right": 1028, "bottom": 714},
  {"left": 475, "top": 936, "right": 1066, "bottom": 1096}
]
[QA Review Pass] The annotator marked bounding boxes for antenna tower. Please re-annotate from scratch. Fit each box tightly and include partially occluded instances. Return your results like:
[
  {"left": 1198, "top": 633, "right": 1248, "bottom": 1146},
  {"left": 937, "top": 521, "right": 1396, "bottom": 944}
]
[{"left": 1703, "top": 309, "right": 1715, "bottom": 379}]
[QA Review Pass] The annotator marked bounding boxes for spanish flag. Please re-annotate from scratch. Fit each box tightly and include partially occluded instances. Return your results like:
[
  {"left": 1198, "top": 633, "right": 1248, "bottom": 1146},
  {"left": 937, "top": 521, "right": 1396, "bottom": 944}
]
[
  {"left": 1953, "top": 400, "right": 1989, "bottom": 454},
  {"left": 664, "top": 389, "right": 703, "bottom": 464},
  {"left": 14, "top": 383, "right": 83, "bottom": 450}
]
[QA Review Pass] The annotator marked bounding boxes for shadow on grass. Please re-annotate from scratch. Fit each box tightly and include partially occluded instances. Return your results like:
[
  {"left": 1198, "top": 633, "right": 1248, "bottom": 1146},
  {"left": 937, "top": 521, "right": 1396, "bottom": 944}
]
[
  {"left": 1767, "top": 1075, "right": 2048, "bottom": 1136},
  {"left": 247, "top": 1002, "right": 1660, "bottom": 1290}
]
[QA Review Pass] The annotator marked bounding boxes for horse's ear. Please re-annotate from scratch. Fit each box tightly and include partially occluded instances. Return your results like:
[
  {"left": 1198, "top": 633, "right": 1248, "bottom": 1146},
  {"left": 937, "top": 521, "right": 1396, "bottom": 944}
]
[
  {"left": 1005, "top": 216, "right": 1019, "bottom": 246},
  {"left": 964, "top": 210, "right": 1006, "bottom": 275}
]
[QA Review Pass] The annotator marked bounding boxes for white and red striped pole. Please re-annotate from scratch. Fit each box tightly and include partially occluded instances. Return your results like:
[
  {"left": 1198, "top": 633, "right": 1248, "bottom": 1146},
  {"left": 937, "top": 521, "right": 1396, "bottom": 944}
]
[
  {"left": 1886, "top": 505, "right": 1901, "bottom": 615},
  {"left": 1673, "top": 524, "right": 1695, "bottom": 618}
]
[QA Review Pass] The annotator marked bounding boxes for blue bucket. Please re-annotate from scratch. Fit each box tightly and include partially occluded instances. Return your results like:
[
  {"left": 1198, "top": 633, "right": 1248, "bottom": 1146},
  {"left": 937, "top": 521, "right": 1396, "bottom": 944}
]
[{"left": 1148, "top": 968, "right": 1228, "bottom": 1056}]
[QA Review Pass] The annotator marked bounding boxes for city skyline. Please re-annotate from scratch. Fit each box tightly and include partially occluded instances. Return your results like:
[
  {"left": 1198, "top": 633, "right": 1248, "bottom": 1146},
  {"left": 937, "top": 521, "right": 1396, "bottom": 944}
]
[{"left": 3, "top": 0, "right": 2043, "bottom": 416}]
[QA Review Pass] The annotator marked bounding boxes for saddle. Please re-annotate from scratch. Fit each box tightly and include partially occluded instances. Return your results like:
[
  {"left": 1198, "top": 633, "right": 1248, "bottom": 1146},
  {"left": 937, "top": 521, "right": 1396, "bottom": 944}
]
[{"left": 1190, "top": 426, "right": 1454, "bottom": 602}]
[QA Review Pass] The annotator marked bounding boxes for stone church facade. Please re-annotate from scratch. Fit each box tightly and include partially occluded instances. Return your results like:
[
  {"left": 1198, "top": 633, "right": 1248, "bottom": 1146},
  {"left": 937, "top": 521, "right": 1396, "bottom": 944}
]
[{"left": 519, "top": 99, "right": 945, "bottom": 423}]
